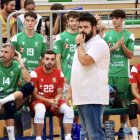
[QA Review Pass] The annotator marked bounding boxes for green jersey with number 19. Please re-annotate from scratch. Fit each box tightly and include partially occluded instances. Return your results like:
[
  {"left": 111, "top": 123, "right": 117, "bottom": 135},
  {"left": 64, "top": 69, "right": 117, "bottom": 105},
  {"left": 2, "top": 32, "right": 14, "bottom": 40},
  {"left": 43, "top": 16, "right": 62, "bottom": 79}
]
[
  {"left": 53, "top": 31, "right": 78, "bottom": 83},
  {"left": 0, "top": 60, "right": 21, "bottom": 99},
  {"left": 103, "top": 29, "right": 135, "bottom": 77},
  {"left": 11, "top": 32, "right": 47, "bottom": 72}
]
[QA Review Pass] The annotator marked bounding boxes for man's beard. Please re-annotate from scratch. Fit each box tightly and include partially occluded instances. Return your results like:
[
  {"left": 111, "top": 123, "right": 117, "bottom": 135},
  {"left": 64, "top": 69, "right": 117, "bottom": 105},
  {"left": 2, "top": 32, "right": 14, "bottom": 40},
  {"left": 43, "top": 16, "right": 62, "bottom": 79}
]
[
  {"left": 6, "top": 7, "right": 14, "bottom": 14},
  {"left": 70, "top": 25, "right": 78, "bottom": 31},
  {"left": 44, "top": 63, "right": 54, "bottom": 70},
  {"left": 82, "top": 31, "right": 93, "bottom": 42}
]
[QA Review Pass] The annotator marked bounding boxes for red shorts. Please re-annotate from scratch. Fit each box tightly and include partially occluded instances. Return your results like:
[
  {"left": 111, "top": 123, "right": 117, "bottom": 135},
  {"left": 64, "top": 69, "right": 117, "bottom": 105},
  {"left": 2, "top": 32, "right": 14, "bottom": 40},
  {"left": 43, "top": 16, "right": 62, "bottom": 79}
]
[{"left": 30, "top": 99, "right": 66, "bottom": 117}]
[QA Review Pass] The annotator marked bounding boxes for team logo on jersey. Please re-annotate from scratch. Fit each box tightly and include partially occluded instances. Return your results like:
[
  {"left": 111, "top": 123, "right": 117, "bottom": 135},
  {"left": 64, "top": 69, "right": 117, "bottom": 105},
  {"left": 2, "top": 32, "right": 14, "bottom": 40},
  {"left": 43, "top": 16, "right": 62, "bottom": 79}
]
[
  {"left": 65, "top": 43, "right": 69, "bottom": 49},
  {"left": 10, "top": 71, "right": 14, "bottom": 76},
  {"left": 41, "top": 79, "right": 43, "bottom": 82},
  {"left": 35, "top": 42, "right": 38, "bottom": 47},
  {"left": 20, "top": 42, "right": 25, "bottom": 52},
  {"left": 52, "top": 77, "right": 56, "bottom": 83},
  {"left": 20, "top": 46, "right": 24, "bottom": 52}
]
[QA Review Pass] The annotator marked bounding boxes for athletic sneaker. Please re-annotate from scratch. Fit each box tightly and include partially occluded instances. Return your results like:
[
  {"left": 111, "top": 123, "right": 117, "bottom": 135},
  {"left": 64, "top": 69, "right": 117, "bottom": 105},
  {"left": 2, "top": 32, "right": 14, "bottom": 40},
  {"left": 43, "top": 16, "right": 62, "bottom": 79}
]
[
  {"left": 65, "top": 134, "right": 72, "bottom": 140},
  {"left": 133, "top": 136, "right": 139, "bottom": 140},
  {"left": 118, "top": 127, "right": 132, "bottom": 140},
  {"left": 118, "top": 127, "right": 124, "bottom": 140}
]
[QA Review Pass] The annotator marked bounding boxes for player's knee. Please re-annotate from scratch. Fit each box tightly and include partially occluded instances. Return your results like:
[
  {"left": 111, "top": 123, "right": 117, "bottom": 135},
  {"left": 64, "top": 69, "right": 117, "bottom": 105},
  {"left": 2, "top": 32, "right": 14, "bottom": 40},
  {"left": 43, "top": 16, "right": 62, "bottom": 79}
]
[
  {"left": 4, "top": 101, "right": 16, "bottom": 119},
  {"left": 128, "top": 102, "right": 138, "bottom": 120},
  {"left": 60, "top": 104, "right": 74, "bottom": 123},
  {"left": 20, "top": 83, "right": 34, "bottom": 98},
  {"left": 34, "top": 103, "right": 46, "bottom": 124}
]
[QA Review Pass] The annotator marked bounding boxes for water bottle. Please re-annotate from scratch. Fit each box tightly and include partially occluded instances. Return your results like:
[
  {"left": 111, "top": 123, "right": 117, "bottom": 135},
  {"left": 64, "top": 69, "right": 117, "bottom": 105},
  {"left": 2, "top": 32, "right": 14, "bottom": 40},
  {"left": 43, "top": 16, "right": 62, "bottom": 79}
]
[
  {"left": 71, "top": 123, "right": 81, "bottom": 140},
  {"left": 123, "top": 126, "right": 131, "bottom": 140},
  {"left": 104, "top": 120, "right": 115, "bottom": 140},
  {"left": 80, "top": 128, "right": 86, "bottom": 140}
]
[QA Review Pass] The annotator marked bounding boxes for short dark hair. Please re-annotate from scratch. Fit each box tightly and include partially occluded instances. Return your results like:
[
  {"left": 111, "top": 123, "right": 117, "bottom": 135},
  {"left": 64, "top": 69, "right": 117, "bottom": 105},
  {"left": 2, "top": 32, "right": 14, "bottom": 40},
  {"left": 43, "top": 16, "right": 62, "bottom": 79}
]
[
  {"left": 24, "top": 0, "right": 35, "bottom": 9},
  {"left": 24, "top": 11, "right": 37, "bottom": 19},
  {"left": 42, "top": 50, "right": 56, "bottom": 58},
  {"left": 1, "top": 0, "right": 15, "bottom": 4},
  {"left": 110, "top": 9, "right": 126, "bottom": 18},
  {"left": 51, "top": 3, "right": 64, "bottom": 10},
  {"left": 1, "top": 0, "right": 15, "bottom": 9},
  {"left": 79, "top": 12, "right": 97, "bottom": 27},
  {"left": 67, "top": 11, "right": 79, "bottom": 20},
  {"left": 2, "top": 43, "right": 15, "bottom": 51}
]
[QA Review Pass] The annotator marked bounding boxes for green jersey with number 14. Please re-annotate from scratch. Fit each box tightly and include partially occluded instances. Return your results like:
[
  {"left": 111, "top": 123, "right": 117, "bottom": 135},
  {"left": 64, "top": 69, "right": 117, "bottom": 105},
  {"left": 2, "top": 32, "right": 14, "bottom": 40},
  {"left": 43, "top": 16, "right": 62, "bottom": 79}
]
[
  {"left": 0, "top": 60, "right": 21, "bottom": 99},
  {"left": 103, "top": 29, "right": 135, "bottom": 77}
]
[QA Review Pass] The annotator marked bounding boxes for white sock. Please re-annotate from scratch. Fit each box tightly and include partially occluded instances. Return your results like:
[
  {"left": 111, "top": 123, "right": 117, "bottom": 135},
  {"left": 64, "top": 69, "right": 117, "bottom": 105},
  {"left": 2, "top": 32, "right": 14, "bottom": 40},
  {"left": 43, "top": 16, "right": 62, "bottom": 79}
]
[
  {"left": 131, "top": 127, "right": 138, "bottom": 139},
  {"left": 6, "top": 126, "right": 15, "bottom": 140},
  {"left": 36, "top": 136, "right": 42, "bottom": 140},
  {"left": 65, "top": 133, "right": 72, "bottom": 140},
  {"left": 1, "top": 94, "right": 15, "bottom": 105}
]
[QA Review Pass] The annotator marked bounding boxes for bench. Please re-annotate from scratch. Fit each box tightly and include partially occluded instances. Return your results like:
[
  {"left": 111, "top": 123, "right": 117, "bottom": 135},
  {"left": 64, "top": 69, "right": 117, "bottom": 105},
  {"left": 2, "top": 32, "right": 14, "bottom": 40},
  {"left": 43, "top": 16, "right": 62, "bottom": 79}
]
[
  {"left": 0, "top": 111, "right": 54, "bottom": 140},
  {"left": 105, "top": 84, "right": 134, "bottom": 114},
  {"left": 0, "top": 85, "right": 134, "bottom": 140}
]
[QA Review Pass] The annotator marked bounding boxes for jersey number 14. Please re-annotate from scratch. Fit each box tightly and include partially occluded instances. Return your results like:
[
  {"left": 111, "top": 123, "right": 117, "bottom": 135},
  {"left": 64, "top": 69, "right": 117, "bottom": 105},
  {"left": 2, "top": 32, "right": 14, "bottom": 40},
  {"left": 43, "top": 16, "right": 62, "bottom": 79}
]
[{"left": 3, "top": 77, "right": 10, "bottom": 85}]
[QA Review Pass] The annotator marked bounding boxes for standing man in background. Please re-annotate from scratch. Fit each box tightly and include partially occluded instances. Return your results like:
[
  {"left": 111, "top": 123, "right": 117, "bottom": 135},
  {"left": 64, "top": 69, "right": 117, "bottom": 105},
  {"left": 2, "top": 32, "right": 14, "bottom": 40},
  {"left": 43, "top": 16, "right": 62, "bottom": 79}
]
[
  {"left": 11, "top": 11, "right": 47, "bottom": 136},
  {"left": 103, "top": 9, "right": 135, "bottom": 139},
  {"left": 53, "top": 11, "right": 79, "bottom": 84},
  {"left": 17, "top": 0, "right": 42, "bottom": 33},
  {"left": 71, "top": 12, "right": 110, "bottom": 140},
  {"left": 0, "top": 0, "right": 16, "bottom": 43},
  {"left": 11, "top": 11, "right": 47, "bottom": 72}
]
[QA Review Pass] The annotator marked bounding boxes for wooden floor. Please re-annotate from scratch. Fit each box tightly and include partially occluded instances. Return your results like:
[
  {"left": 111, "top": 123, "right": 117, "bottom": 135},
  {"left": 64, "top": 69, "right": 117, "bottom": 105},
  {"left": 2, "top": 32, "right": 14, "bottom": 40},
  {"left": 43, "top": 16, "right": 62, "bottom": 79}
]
[{"left": 0, "top": 115, "right": 140, "bottom": 139}]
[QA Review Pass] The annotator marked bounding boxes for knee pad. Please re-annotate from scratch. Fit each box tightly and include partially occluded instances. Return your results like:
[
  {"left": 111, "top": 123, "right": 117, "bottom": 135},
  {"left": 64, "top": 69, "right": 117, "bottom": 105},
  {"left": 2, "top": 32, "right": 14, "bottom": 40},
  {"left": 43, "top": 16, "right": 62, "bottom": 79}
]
[
  {"left": 59, "top": 103, "right": 74, "bottom": 124},
  {"left": 4, "top": 101, "right": 16, "bottom": 120},
  {"left": 128, "top": 102, "right": 138, "bottom": 120},
  {"left": 34, "top": 103, "right": 46, "bottom": 124},
  {"left": 20, "top": 83, "right": 34, "bottom": 98}
]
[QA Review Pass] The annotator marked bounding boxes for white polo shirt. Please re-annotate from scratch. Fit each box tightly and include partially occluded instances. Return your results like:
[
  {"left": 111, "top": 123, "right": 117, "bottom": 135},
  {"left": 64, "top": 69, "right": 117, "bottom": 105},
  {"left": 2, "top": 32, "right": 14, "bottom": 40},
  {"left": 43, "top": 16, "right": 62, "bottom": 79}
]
[{"left": 71, "top": 35, "right": 110, "bottom": 105}]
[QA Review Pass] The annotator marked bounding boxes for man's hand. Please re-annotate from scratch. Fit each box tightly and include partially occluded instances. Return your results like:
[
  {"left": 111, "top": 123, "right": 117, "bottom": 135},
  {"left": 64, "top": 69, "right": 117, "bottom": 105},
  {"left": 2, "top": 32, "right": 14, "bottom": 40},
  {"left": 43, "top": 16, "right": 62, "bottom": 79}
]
[
  {"left": 113, "top": 36, "right": 124, "bottom": 50},
  {"left": 14, "top": 50, "right": 22, "bottom": 62},
  {"left": 47, "top": 99, "right": 59, "bottom": 111},
  {"left": 75, "top": 34, "right": 85, "bottom": 47}
]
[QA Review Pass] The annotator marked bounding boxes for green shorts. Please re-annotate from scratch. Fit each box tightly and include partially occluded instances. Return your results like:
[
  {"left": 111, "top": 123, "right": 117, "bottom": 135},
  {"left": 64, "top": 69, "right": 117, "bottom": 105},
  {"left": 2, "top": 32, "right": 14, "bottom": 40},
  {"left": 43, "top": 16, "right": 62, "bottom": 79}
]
[
  {"left": 109, "top": 77, "right": 129, "bottom": 93},
  {"left": 109, "top": 77, "right": 129, "bottom": 107}
]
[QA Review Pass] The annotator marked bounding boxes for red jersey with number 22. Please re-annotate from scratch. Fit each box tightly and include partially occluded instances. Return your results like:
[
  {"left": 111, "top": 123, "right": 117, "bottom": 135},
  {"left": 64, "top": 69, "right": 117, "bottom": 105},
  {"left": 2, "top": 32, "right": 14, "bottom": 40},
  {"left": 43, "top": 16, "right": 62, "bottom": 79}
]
[{"left": 30, "top": 66, "right": 64, "bottom": 99}]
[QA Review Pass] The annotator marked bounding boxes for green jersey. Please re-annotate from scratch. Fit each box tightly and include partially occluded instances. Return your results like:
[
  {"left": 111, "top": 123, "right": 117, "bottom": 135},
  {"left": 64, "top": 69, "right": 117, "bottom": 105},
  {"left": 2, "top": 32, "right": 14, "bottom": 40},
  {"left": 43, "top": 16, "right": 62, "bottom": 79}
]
[
  {"left": 0, "top": 60, "right": 21, "bottom": 99},
  {"left": 11, "top": 32, "right": 47, "bottom": 72},
  {"left": 53, "top": 31, "right": 78, "bottom": 83},
  {"left": 103, "top": 29, "right": 135, "bottom": 77}
]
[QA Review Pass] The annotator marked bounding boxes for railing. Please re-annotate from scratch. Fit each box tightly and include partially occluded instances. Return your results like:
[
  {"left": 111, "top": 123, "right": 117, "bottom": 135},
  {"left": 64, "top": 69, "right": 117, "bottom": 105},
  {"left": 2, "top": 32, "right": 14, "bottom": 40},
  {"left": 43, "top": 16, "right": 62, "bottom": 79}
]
[{"left": 4, "top": 8, "right": 140, "bottom": 53}]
